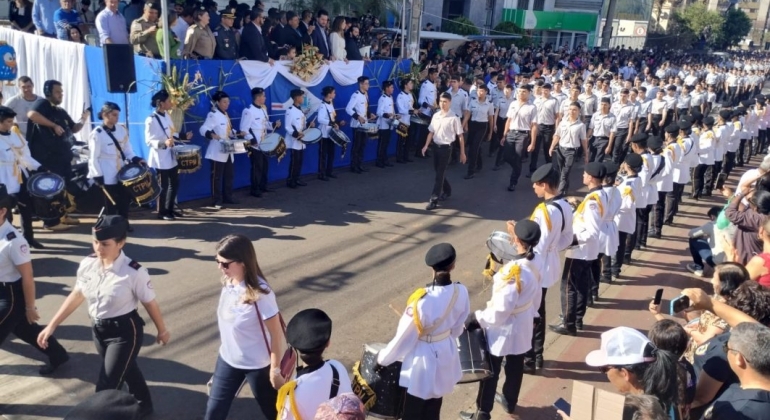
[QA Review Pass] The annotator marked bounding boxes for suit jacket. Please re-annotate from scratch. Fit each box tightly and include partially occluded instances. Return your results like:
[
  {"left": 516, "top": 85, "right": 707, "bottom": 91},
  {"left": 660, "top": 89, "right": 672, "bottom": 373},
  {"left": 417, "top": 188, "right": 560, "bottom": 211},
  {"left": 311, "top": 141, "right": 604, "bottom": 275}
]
[
  {"left": 281, "top": 25, "right": 309, "bottom": 52},
  {"left": 239, "top": 22, "right": 269, "bottom": 62},
  {"left": 310, "top": 26, "right": 330, "bottom": 59}
]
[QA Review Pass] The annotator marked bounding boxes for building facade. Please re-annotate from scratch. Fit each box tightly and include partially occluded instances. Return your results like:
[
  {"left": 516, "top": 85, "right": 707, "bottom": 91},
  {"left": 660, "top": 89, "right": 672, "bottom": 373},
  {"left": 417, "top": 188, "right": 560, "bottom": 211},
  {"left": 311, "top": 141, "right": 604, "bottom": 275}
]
[{"left": 499, "top": 0, "right": 603, "bottom": 50}]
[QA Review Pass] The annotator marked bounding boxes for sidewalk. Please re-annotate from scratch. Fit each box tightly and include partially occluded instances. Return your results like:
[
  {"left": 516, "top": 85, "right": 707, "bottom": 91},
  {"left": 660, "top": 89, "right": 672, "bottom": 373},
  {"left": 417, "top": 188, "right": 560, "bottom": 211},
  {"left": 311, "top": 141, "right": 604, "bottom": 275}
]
[{"left": 452, "top": 161, "right": 753, "bottom": 419}]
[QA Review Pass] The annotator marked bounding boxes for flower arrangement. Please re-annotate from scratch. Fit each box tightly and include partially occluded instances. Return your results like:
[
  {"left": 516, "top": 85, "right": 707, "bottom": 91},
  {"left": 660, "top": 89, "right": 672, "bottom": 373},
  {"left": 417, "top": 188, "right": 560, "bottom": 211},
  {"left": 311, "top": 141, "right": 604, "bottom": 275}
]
[
  {"left": 158, "top": 65, "right": 214, "bottom": 111},
  {"left": 290, "top": 44, "right": 325, "bottom": 81}
]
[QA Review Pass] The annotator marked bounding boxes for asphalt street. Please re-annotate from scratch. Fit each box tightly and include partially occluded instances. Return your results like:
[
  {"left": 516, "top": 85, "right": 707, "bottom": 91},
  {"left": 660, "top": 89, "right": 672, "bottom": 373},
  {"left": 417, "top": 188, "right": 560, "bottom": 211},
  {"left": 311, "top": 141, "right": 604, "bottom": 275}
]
[{"left": 0, "top": 145, "right": 588, "bottom": 420}]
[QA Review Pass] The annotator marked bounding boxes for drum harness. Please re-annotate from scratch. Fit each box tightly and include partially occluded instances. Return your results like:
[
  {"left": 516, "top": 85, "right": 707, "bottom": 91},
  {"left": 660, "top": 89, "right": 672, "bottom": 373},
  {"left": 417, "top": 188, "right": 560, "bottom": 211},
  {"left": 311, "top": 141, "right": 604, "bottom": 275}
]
[
  {"left": 415, "top": 285, "right": 458, "bottom": 344},
  {"left": 101, "top": 126, "right": 130, "bottom": 171}
]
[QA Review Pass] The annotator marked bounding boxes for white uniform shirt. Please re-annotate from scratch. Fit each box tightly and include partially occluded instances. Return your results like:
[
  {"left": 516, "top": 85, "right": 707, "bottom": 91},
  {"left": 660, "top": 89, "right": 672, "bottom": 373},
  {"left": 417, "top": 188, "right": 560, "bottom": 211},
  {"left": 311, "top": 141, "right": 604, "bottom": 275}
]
[
  {"left": 579, "top": 92, "right": 598, "bottom": 117},
  {"left": 448, "top": 88, "right": 469, "bottom": 119},
  {"left": 87, "top": 124, "right": 136, "bottom": 185},
  {"left": 655, "top": 150, "right": 674, "bottom": 193},
  {"left": 610, "top": 102, "right": 635, "bottom": 130},
  {"left": 650, "top": 99, "right": 668, "bottom": 116},
  {"left": 644, "top": 153, "right": 663, "bottom": 200},
  {"left": 346, "top": 90, "right": 369, "bottom": 129},
  {"left": 376, "top": 94, "right": 396, "bottom": 130},
  {"left": 377, "top": 284, "right": 470, "bottom": 399},
  {"left": 0, "top": 128, "right": 41, "bottom": 194},
  {"left": 284, "top": 105, "right": 307, "bottom": 151},
  {"left": 418, "top": 80, "right": 437, "bottom": 116},
  {"left": 74, "top": 251, "right": 156, "bottom": 319},
  {"left": 144, "top": 112, "right": 177, "bottom": 170},
  {"left": 673, "top": 136, "right": 694, "bottom": 184},
  {"left": 476, "top": 257, "right": 540, "bottom": 357},
  {"left": 279, "top": 360, "right": 353, "bottom": 420},
  {"left": 506, "top": 102, "right": 537, "bottom": 131},
  {"left": 316, "top": 101, "right": 336, "bottom": 139},
  {"left": 590, "top": 112, "right": 615, "bottom": 137},
  {"left": 599, "top": 186, "right": 621, "bottom": 256},
  {"left": 495, "top": 93, "right": 514, "bottom": 119},
  {"left": 216, "top": 279, "right": 279, "bottom": 369},
  {"left": 428, "top": 111, "right": 463, "bottom": 145},
  {"left": 396, "top": 91, "right": 414, "bottom": 125},
  {"left": 535, "top": 96, "right": 559, "bottom": 125},
  {"left": 676, "top": 94, "right": 691, "bottom": 109},
  {"left": 468, "top": 98, "right": 494, "bottom": 122},
  {"left": 636, "top": 156, "right": 650, "bottom": 208},
  {"left": 530, "top": 197, "right": 573, "bottom": 289},
  {"left": 200, "top": 108, "right": 236, "bottom": 163},
  {"left": 726, "top": 121, "right": 741, "bottom": 153},
  {"left": 616, "top": 176, "right": 640, "bottom": 233},
  {"left": 241, "top": 104, "right": 272, "bottom": 148},
  {"left": 565, "top": 188, "right": 604, "bottom": 261},
  {"left": 0, "top": 221, "right": 29, "bottom": 282},
  {"left": 556, "top": 118, "right": 586, "bottom": 148},
  {"left": 698, "top": 129, "right": 715, "bottom": 165}
]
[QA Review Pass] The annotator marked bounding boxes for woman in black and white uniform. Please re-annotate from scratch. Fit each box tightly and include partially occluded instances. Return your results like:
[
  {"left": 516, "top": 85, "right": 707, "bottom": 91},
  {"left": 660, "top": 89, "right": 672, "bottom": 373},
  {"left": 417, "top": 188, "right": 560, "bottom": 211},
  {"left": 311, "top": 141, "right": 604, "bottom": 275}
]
[
  {"left": 37, "top": 215, "right": 170, "bottom": 417},
  {"left": 144, "top": 90, "right": 192, "bottom": 220}
]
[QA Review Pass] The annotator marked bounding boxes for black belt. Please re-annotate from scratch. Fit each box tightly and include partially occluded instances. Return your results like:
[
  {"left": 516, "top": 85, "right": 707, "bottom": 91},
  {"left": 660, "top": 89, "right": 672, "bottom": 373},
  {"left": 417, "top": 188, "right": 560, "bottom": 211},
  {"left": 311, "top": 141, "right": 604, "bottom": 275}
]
[
  {"left": 559, "top": 145, "right": 580, "bottom": 150},
  {"left": 538, "top": 124, "right": 555, "bottom": 127},
  {"left": 0, "top": 279, "right": 22, "bottom": 287},
  {"left": 511, "top": 130, "right": 529, "bottom": 134},
  {"left": 93, "top": 309, "right": 139, "bottom": 327},
  {"left": 595, "top": 136, "right": 609, "bottom": 140},
  {"left": 470, "top": 121, "right": 489, "bottom": 125},
  {"left": 432, "top": 143, "right": 451, "bottom": 148}
]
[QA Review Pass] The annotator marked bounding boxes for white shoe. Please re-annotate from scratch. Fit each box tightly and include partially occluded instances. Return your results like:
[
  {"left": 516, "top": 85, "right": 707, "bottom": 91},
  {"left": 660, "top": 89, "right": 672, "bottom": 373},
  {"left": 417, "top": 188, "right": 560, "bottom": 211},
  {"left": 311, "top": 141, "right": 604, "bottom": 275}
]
[{"left": 686, "top": 263, "right": 704, "bottom": 277}]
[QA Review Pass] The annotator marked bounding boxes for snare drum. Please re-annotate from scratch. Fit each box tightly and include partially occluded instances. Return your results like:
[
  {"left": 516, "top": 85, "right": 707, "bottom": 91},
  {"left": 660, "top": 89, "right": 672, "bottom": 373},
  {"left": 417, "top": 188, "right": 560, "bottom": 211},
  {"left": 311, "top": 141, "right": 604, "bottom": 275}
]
[
  {"left": 27, "top": 172, "right": 68, "bottom": 219},
  {"left": 329, "top": 128, "right": 351, "bottom": 158},
  {"left": 457, "top": 328, "right": 493, "bottom": 384},
  {"left": 259, "top": 133, "right": 287, "bottom": 161},
  {"left": 352, "top": 343, "right": 405, "bottom": 419},
  {"left": 411, "top": 114, "right": 431, "bottom": 126},
  {"left": 219, "top": 139, "right": 248, "bottom": 154},
  {"left": 486, "top": 230, "right": 517, "bottom": 263},
  {"left": 117, "top": 163, "right": 160, "bottom": 205},
  {"left": 173, "top": 144, "right": 202, "bottom": 173},
  {"left": 361, "top": 123, "right": 379, "bottom": 138},
  {"left": 299, "top": 128, "right": 322, "bottom": 144}
]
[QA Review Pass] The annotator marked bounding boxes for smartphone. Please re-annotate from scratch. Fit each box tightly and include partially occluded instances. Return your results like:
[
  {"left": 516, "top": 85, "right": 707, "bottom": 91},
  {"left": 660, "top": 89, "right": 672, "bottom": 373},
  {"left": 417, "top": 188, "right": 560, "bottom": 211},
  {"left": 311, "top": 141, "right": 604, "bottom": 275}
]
[
  {"left": 553, "top": 398, "right": 571, "bottom": 415},
  {"left": 654, "top": 289, "right": 664, "bottom": 305},
  {"left": 669, "top": 295, "right": 690, "bottom": 314}
]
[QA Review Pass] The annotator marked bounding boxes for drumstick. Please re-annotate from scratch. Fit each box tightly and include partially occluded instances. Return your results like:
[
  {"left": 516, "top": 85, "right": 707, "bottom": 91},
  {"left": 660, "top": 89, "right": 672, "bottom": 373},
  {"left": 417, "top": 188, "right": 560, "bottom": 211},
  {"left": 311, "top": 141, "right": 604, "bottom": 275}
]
[
  {"left": 100, "top": 185, "right": 117, "bottom": 206},
  {"left": 388, "top": 304, "right": 402, "bottom": 316}
]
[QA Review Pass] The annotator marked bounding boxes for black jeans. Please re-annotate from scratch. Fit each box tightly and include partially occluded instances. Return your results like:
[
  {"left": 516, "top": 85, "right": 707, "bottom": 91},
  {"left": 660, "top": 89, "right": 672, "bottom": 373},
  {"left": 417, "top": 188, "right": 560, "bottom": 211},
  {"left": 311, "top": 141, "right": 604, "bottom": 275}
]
[
  {"left": 530, "top": 124, "right": 554, "bottom": 172},
  {"left": 402, "top": 393, "right": 442, "bottom": 420},
  {"left": 204, "top": 356, "right": 277, "bottom": 420},
  {"left": 318, "top": 137, "right": 336, "bottom": 175},
  {"left": 554, "top": 146, "right": 578, "bottom": 195},
  {"left": 476, "top": 353, "right": 525, "bottom": 415},
  {"left": 689, "top": 237, "right": 715, "bottom": 270},
  {"left": 157, "top": 167, "right": 179, "bottom": 216},
  {"left": 0, "top": 281, "right": 68, "bottom": 364},
  {"left": 249, "top": 151, "right": 269, "bottom": 193},
  {"left": 351, "top": 129, "right": 367, "bottom": 169},
  {"left": 104, "top": 183, "right": 131, "bottom": 221},
  {"left": 560, "top": 258, "right": 592, "bottom": 330},
  {"left": 413, "top": 122, "right": 429, "bottom": 157},
  {"left": 526, "top": 287, "right": 548, "bottom": 362},
  {"left": 288, "top": 149, "right": 304, "bottom": 185},
  {"left": 467, "top": 121, "right": 488, "bottom": 175},
  {"left": 611, "top": 231, "right": 629, "bottom": 276},
  {"left": 430, "top": 144, "right": 452, "bottom": 201},
  {"left": 211, "top": 158, "right": 234, "bottom": 203},
  {"left": 590, "top": 136, "right": 609, "bottom": 163},
  {"left": 376, "top": 129, "right": 391, "bottom": 165},
  {"left": 612, "top": 128, "right": 629, "bottom": 164},
  {"left": 504, "top": 131, "right": 529, "bottom": 187},
  {"left": 93, "top": 311, "right": 152, "bottom": 409}
]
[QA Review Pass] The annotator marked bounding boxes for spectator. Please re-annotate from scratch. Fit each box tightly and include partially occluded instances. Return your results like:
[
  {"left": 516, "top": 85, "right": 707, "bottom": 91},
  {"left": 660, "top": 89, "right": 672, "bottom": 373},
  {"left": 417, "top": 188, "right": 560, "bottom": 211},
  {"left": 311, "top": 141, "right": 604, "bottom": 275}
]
[
  {"left": 298, "top": 9, "right": 312, "bottom": 38},
  {"left": 78, "top": 0, "right": 95, "bottom": 23},
  {"left": 647, "top": 319, "right": 696, "bottom": 419},
  {"left": 686, "top": 206, "right": 724, "bottom": 277},
  {"left": 315, "top": 393, "right": 366, "bottom": 420},
  {"left": 5, "top": 76, "right": 38, "bottom": 138},
  {"left": 95, "top": 0, "right": 129, "bottom": 44},
  {"left": 310, "top": 9, "right": 329, "bottom": 59},
  {"left": 213, "top": 8, "right": 239, "bottom": 60},
  {"left": 239, "top": 9, "right": 271, "bottom": 63},
  {"left": 67, "top": 24, "right": 85, "bottom": 43},
  {"left": 329, "top": 16, "right": 345, "bottom": 61},
  {"left": 171, "top": 7, "right": 192, "bottom": 56},
  {"left": 204, "top": 0, "right": 220, "bottom": 35},
  {"left": 745, "top": 216, "right": 770, "bottom": 287},
  {"left": 9, "top": 0, "right": 34, "bottom": 33},
  {"left": 122, "top": 0, "right": 142, "bottom": 30},
  {"left": 156, "top": 11, "right": 180, "bottom": 59},
  {"left": 129, "top": 2, "right": 160, "bottom": 57},
  {"left": 270, "top": 10, "right": 286, "bottom": 46},
  {"left": 725, "top": 187, "right": 770, "bottom": 265},
  {"left": 344, "top": 25, "right": 362, "bottom": 61},
  {"left": 32, "top": 0, "right": 59, "bottom": 37},
  {"left": 280, "top": 11, "right": 307, "bottom": 53},
  {"left": 182, "top": 8, "right": 215, "bottom": 59}
]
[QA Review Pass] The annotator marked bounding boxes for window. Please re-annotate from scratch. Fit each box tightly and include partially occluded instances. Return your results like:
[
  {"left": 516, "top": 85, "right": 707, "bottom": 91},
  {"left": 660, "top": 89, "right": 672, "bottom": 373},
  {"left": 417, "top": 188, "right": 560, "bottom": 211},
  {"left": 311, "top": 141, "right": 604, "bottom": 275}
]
[
  {"left": 533, "top": 0, "right": 544, "bottom": 10},
  {"left": 517, "top": 0, "right": 528, "bottom": 9}
]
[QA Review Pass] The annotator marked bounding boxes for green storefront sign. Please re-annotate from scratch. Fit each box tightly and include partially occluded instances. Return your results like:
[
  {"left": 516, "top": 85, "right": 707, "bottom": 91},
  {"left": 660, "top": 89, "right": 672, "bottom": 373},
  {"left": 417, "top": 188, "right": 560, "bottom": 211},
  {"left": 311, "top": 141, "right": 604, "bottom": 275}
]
[{"left": 502, "top": 9, "right": 598, "bottom": 32}]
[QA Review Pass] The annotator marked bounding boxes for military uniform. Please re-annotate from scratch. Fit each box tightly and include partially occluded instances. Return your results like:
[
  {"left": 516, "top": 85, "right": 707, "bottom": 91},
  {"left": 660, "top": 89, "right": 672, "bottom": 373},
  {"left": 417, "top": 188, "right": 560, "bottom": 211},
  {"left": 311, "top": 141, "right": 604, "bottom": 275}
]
[
  {"left": 465, "top": 97, "right": 494, "bottom": 177},
  {"left": 396, "top": 90, "right": 416, "bottom": 163},
  {"left": 88, "top": 123, "right": 139, "bottom": 221},
  {"left": 182, "top": 23, "right": 216, "bottom": 59},
  {"left": 346, "top": 89, "right": 371, "bottom": 172},
  {"left": 213, "top": 25, "right": 239, "bottom": 60},
  {"left": 145, "top": 110, "right": 180, "bottom": 219},
  {"left": 0, "top": 126, "right": 42, "bottom": 244},
  {"left": 285, "top": 103, "right": 307, "bottom": 188},
  {"left": 240, "top": 104, "right": 272, "bottom": 196},
  {"left": 200, "top": 106, "right": 236, "bottom": 207},
  {"left": 376, "top": 93, "right": 396, "bottom": 167}
]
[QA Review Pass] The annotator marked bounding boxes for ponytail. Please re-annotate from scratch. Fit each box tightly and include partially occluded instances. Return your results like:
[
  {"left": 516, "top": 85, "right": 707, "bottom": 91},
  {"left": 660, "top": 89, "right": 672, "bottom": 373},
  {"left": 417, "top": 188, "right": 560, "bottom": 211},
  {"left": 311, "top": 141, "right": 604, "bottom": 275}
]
[
  {"left": 523, "top": 244, "right": 535, "bottom": 261},
  {"left": 634, "top": 346, "right": 679, "bottom": 412}
]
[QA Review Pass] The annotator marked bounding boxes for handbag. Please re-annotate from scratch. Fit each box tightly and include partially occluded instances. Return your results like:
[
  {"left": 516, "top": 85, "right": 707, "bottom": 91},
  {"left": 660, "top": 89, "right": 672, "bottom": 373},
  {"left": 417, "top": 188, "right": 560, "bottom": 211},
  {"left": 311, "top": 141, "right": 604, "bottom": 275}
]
[{"left": 254, "top": 302, "right": 297, "bottom": 380}]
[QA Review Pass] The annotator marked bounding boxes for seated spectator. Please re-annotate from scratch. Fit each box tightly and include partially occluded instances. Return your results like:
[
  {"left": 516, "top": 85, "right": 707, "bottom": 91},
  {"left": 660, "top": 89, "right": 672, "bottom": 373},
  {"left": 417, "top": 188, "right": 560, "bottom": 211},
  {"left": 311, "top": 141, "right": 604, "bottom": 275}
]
[
  {"left": 725, "top": 187, "right": 770, "bottom": 265},
  {"left": 156, "top": 11, "right": 180, "bottom": 59},
  {"left": 53, "top": 0, "right": 81, "bottom": 40},
  {"left": 686, "top": 206, "right": 724, "bottom": 277},
  {"left": 648, "top": 319, "right": 696, "bottom": 419},
  {"left": 95, "top": 0, "right": 129, "bottom": 44},
  {"left": 315, "top": 393, "right": 366, "bottom": 420},
  {"left": 9, "top": 0, "right": 35, "bottom": 33},
  {"left": 279, "top": 45, "right": 296, "bottom": 61},
  {"left": 129, "top": 2, "right": 160, "bottom": 57},
  {"left": 67, "top": 24, "right": 86, "bottom": 43},
  {"left": 745, "top": 216, "right": 770, "bottom": 287}
]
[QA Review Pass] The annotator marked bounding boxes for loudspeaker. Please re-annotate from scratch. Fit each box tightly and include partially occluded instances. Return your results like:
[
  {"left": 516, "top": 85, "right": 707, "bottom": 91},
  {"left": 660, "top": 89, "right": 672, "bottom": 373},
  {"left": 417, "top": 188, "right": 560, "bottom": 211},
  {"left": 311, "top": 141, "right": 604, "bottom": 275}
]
[{"left": 103, "top": 44, "right": 137, "bottom": 93}]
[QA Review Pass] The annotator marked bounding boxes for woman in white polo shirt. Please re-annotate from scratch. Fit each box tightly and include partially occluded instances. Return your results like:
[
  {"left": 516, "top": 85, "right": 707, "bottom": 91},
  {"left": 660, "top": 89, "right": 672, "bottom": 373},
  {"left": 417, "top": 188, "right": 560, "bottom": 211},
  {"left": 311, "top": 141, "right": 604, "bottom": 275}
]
[{"left": 205, "top": 234, "right": 286, "bottom": 420}]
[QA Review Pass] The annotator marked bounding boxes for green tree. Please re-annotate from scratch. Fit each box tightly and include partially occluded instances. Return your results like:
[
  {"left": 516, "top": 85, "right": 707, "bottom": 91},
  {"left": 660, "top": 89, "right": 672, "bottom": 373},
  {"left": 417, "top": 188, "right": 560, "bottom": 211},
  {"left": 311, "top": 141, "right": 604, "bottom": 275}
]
[
  {"left": 443, "top": 17, "right": 480, "bottom": 36},
  {"left": 675, "top": 3, "right": 724, "bottom": 46},
  {"left": 717, "top": 8, "right": 751, "bottom": 49},
  {"left": 491, "top": 21, "right": 531, "bottom": 49}
]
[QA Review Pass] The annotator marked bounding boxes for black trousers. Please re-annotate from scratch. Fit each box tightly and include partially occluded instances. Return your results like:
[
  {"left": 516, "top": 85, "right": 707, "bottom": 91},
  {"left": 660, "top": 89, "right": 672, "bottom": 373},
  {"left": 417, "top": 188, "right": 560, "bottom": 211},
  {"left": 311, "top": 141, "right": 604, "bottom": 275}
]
[
  {"left": 693, "top": 163, "right": 709, "bottom": 199},
  {"left": 590, "top": 254, "right": 604, "bottom": 297},
  {"left": 490, "top": 117, "right": 506, "bottom": 162},
  {"left": 633, "top": 205, "right": 652, "bottom": 248},
  {"left": 625, "top": 213, "right": 642, "bottom": 259},
  {"left": 38, "top": 155, "right": 72, "bottom": 228},
  {"left": 612, "top": 128, "right": 629, "bottom": 164},
  {"left": 249, "top": 151, "right": 269, "bottom": 193},
  {"left": 504, "top": 131, "right": 529, "bottom": 187},
  {"left": 104, "top": 183, "right": 131, "bottom": 221},
  {"left": 723, "top": 151, "right": 736, "bottom": 178},
  {"left": 351, "top": 129, "right": 367, "bottom": 169},
  {"left": 611, "top": 231, "right": 629, "bottom": 276},
  {"left": 738, "top": 139, "right": 747, "bottom": 166},
  {"left": 590, "top": 136, "right": 609, "bottom": 163},
  {"left": 712, "top": 161, "right": 723, "bottom": 191},
  {"left": 560, "top": 258, "right": 592, "bottom": 330},
  {"left": 554, "top": 146, "right": 578, "bottom": 195},
  {"left": 396, "top": 124, "right": 416, "bottom": 162},
  {"left": 665, "top": 183, "right": 684, "bottom": 223},
  {"left": 759, "top": 130, "right": 768, "bottom": 153},
  {"left": 93, "top": 310, "right": 151, "bottom": 409},
  {"left": 318, "top": 138, "right": 335, "bottom": 175},
  {"left": 467, "top": 121, "right": 488, "bottom": 176},
  {"left": 650, "top": 115, "right": 663, "bottom": 137},
  {"left": 430, "top": 144, "right": 452, "bottom": 201},
  {"left": 653, "top": 191, "right": 667, "bottom": 235},
  {"left": 211, "top": 158, "right": 234, "bottom": 203},
  {"left": 475, "top": 353, "right": 525, "bottom": 415},
  {"left": 12, "top": 184, "right": 35, "bottom": 242},
  {"left": 402, "top": 393, "right": 442, "bottom": 420},
  {"left": 157, "top": 167, "right": 179, "bottom": 216},
  {"left": 288, "top": 149, "right": 304, "bottom": 185},
  {"left": 376, "top": 129, "right": 391, "bottom": 165},
  {"left": 530, "top": 124, "right": 554, "bottom": 172},
  {"left": 0, "top": 281, "right": 68, "bottom": 364},
  {"left": 526, "top": 287, "right": 548, "bottom": 362}
]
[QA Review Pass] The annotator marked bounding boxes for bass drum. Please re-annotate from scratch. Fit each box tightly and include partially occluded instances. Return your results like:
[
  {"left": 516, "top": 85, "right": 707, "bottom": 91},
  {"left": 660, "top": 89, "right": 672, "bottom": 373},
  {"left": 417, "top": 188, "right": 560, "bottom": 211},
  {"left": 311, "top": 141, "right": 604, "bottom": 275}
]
[
  {"left": 457, "top": 328, "right": 493, "bottom": 384},
  {"left": 352, "top": 343, "right": 405, "bottom": 419},
  {"left": 27, "top": 172, "right": 68, "bottom": 219}
]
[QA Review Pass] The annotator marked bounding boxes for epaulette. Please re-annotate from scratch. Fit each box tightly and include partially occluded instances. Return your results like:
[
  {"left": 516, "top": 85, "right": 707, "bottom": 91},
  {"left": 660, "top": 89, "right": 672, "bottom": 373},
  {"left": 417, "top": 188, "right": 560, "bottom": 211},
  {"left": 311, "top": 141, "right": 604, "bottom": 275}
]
[
  {"left": 129, "top": 260, "right": 142, "bottom": 270},
  {"left": 96, "top": 127, "right": 102, "bottom": 133},
  {"left": 6, "top": 232, "right": 15, "bottom": 240}
]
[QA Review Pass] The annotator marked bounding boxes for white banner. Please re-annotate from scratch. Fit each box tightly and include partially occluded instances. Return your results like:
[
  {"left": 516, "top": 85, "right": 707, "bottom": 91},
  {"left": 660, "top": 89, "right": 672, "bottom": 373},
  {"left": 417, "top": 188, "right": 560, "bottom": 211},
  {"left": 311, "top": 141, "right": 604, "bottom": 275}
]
[{"left": 239, "top": 59, "right": 364, "bottom": 89}]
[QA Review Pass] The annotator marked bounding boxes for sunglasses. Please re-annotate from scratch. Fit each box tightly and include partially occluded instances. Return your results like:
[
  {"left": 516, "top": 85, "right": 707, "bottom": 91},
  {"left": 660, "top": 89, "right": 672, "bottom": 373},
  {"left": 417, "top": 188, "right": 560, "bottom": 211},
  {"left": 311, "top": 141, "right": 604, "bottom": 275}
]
[
  {"left": 215, "top": 258, "right": 237, "bottom": 269},
  {"left": 599, "top": 365, "right": 617, "bottom": 374}
]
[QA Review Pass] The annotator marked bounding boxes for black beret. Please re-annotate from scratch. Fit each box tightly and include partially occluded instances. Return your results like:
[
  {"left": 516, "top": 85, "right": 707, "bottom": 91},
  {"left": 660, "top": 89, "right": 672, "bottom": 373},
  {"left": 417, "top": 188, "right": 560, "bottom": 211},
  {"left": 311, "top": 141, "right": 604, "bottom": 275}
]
[
  {"left": 647, "top": 136, "right": 663, "bottom": 149},
  {"left": 530, "top": 164, "right": 556, "bottom": 184},
  {"left": 93, "top": 215, "right": 128, "bottom": 241},
  {"left": 514, "top": 219, "right": 540, "bottom": 245},
  {"left": 736, "top": 107, "right": 747, "bottom": 115},
  {"left": 603, "top": 162, "right": 620, "bottom": 177},
  {"left": 64, "top": 390, "right": 140, "bottom": 420},
  {"left": 732, "top": 110, "right": 743, "bottom": 118},
  {"left": 630, "top": 132, "right": 648, "bottom": 143},
  {"left": 680, "top": 114, "right": 696, "bottom": 123},
  {"left": 720, "top": 109, "right": 732, "bottom": 119},
  {"left": 625, "top": 153, "right": 643, "bottom": 168},
  {"left": 757, "top": 94, "right": 765, "bottom": 100},
  {"left": 0, "top": 106, "right": 16, "bottom": 120},
  {"left": 285, "top": 308, "right": 332, "bottom": 353},
  {"left": 703, "top": 116, "right": 715, "bottom": 126},
  {"left": 425, "top": 243, "right": 456, "bottom": 270},
  {"left": 542, "top": 83, "right": 552, "bottom": 90},
  {"left": 741, "top": 100, "right": 752, "bottom": 108},
  {"left": 665, "top": 124, "right": 680, "bottom": 134},
  {"left": 678, "top": 121, "right": 692, "bottom": 130},
  {"left": 600, "top": 97, "right": 611, "bottom": 104},
  {"left": 585, "top": 162, "right": 606, "bottom": 179},
  {"left": 759, "top": 98, "right": 767, "bottom": 105}
]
